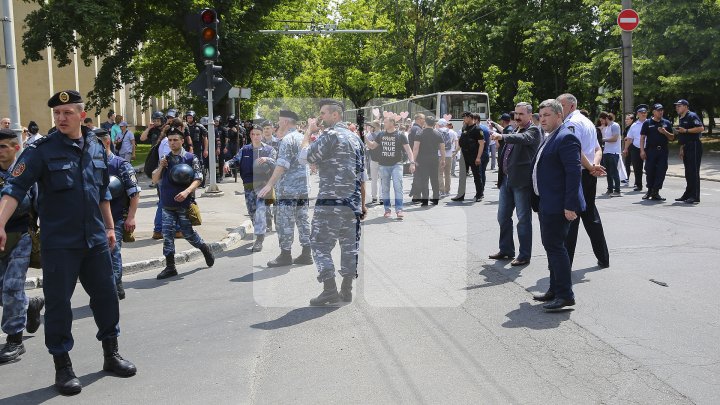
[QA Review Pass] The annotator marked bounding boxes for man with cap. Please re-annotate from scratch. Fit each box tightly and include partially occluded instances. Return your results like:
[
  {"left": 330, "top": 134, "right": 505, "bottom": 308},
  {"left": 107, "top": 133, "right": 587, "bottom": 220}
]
[
  {"left": 258, "top": 109, "right": 313, "bottom": 266},
  {"left": 0, "top": 128, "right": 45, "bottom": 364},
  {"left": 674, "top": 99, "right": 704, "bottom": 204},
  {"left": 95, "top": 128, "right": 140, "bottom": 299},
  {"left": 299, "top": 99, "right": 367, "bottom": 305},
  {"left": 114, "top": 121, "right": 136, "bottom": 162},
  {"left": 623, "top": 104, "right": 649, "bottom": 192},
  {"left": 185, "top": 111, "right": 208, "bottom": 186},
  {"left": 151, "top": 127, "right": 215, "bottom": 280},
  {"left": 452, "top": 111, "right": 485, "bottom": 202},
  {"left": 0, "top": 90, "right": 136, "bottom": 395},
  {"left": 639, "top": 104, "right": 674, "bottom": 201}
]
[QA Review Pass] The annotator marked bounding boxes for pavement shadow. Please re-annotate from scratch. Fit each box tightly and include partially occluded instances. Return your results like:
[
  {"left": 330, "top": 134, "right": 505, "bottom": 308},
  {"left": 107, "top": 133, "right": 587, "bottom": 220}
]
[
  {"left": 219, "top": 243, "right": 255, "bottom": 258},
  {"left": 0, "top": 370, "right": 106, "bottom": 404},
  {"left": 124, "top": 267, "right": 206, "bottom": 291},
  {"left": 250, "top": 306, "right": 340, "bottom": 330},
  {"left": 122, "top": 238, "right": 161, "bottom": 249},
  {"left": 502, "top": 302, "right": 573, "bottom": 330},
  {"left": 527, "top": 265, "right": 602, "bottom": 294},
  {"left": 464, "top": 263, "right": 519, "bottom": 290},
  {"left": 231, "top": 266, "right": 291, "bottom": 282}
]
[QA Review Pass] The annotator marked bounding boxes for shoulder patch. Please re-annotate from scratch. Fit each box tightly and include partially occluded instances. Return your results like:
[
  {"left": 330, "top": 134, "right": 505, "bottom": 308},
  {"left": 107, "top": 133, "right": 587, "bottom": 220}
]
[{"left": 12, "top": 162, "right": 26, "bottom": 177}]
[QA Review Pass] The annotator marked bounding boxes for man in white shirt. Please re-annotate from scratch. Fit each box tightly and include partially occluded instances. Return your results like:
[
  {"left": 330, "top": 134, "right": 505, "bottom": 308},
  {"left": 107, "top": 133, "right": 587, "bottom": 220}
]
[
  {"left": 557, "top": 94, "right": 610, "bottom": 269},
  {"left": 599, "top": 112, "right": 622, "bottom": 196},
  {"left": 623, "top": 105, "right": 648, "bottom": 191}
]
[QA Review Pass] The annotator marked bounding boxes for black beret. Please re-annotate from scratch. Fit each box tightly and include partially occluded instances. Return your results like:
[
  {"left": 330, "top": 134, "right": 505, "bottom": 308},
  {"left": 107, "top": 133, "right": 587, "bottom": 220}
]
[
  {"left": 0, "top": 129, "right": 17, "bottom": 140},
  {"left": 318, "top": 98, "right": 345, "bottom": 110},
  {"left": 48, "top": 90, "right": 83, "bottom": 108},
  {"left": 279, "top": 110, "right": 299, "bottom": 120},
  {"left": 93, "top": 128, "right": 110, "bottom": 138}
]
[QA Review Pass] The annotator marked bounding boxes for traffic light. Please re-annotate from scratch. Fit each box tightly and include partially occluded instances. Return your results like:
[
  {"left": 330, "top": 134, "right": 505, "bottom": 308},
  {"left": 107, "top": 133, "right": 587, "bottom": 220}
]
[
  {"left": 206, "top": 64, "right": 223, "bottom": 89},
  {"left": 199, "top": 8, "right": 219, "bottom": 61}
]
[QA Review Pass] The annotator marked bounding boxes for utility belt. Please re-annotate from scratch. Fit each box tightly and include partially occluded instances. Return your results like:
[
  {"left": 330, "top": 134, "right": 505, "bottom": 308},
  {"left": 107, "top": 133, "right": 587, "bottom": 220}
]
[{"left": 646, "top": 145, "right": 668, "bottom": 150}]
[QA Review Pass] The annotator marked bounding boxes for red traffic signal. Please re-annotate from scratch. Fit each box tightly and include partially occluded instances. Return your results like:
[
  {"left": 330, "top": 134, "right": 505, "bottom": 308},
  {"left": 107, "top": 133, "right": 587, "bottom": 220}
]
[{"left": 201, "top": 9, "right": 217, "bottom": 24}]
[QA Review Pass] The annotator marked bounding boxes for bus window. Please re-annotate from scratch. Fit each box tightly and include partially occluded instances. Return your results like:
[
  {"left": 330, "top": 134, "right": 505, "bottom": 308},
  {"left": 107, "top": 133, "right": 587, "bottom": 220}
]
[
  {"left": 409, "top": 95, "right": 437, "bottom": 117},
  {"left": 442, "top": 94, "right": 490, "bottom": 120}
]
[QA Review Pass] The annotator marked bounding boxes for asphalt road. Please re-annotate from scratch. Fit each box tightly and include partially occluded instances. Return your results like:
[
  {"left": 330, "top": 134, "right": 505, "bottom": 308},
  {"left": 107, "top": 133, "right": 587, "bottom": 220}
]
[{"left": 1, "top": 174, "right": 718, "bottom": 404}]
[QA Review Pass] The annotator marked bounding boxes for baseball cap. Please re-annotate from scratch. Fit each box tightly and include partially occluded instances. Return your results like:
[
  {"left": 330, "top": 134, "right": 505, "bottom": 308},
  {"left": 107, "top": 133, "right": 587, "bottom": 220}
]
[
  {"left": 635, "top": 104, "right": 649, "bottom": 113},
  {"left": 673, "top": 99, "right": 689, "bottom": 106},
  {"left": 652, "top": 103, "right": 664, "bottom": 111},
  {"left": 119, "top": 121, "right": 128, "bottom": 127},
  {"left": 500, "top": 113, "right": 512, "bottom": 121},
  {"left": 437, "top": 118, "right": 448, "bottom": 126}
]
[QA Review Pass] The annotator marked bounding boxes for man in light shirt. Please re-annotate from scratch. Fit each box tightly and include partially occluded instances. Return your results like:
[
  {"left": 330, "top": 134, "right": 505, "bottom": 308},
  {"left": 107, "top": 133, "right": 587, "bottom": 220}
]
[
  {"left": 599, "top": 112, "right": 622, "bottom": 196},
  {"left": 556, "top": 94, "right": 609, "bottom": 269},
  {"left": 623, "top": 105, "right": 648, "bottom": 192}
]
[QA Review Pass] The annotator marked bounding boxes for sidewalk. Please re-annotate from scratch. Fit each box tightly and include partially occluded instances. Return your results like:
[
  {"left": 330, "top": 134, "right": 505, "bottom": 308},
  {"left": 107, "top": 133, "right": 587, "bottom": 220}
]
[
  {"left": 22, "top": 149, "right": 720, "bottom": 290},
  {"left": 24, "top": 172, "right": 253, "bottom": 289}
]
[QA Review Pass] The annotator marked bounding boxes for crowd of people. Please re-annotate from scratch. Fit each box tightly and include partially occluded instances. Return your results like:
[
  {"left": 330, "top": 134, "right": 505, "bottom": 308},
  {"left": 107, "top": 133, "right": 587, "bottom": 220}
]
[{"left": 0, "top": 89, "right": 705, "bottom": 395}]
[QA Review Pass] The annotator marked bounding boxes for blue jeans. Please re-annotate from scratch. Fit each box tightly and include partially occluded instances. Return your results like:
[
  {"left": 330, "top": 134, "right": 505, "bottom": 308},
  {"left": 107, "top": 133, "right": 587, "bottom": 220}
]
[
  {"left": 603, "top": 153, "right": 620, "bottom": 192},
  {"left": 497, "top": 181, "right": 533, "bottom": 260},
  {"left": 111, "top": 220, "right": 124, "bottom": 285},
  {"left": 379, "top": 164, "right": 403, "bottom": 212},
  {"left": 162, "top": 209, "right": 205, "bottom": 256}
]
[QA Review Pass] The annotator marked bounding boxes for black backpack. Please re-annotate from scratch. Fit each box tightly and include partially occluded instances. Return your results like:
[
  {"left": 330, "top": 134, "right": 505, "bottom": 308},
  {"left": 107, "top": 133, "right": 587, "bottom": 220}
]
[{"left": 143, "top": 143, "right": 161, "bottom": 177}]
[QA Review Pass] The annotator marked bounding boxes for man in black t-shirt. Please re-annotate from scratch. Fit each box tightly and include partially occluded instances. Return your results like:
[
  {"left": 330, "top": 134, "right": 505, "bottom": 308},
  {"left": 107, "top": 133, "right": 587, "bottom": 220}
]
[
  {"left": 367, "top": 117, "right": 415, "bottom": 219},
  {"left": 640, "top": 104, "right": 674, "bottom": 201},
  {"left": 452, "top": 111, "right": 485, "bottom": 202},
  {"left": 412, "top": 116, "right": 445, "bottom": 205}
]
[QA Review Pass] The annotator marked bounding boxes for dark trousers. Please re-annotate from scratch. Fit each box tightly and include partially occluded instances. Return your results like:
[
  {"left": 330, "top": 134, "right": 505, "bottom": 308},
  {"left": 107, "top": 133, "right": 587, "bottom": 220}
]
[
  {"left": 42, "top": 245, "right": 120, "bottom": 355},
  {"left": 645, "top": 147, "right": 669, "bottom": 190},
  {"left": 629, "top": 145, "right": 644, "bottom": 188},
  {"left": 416, "top": 159, "right": 440, "bottom": 201},
  {"left": 539, "top": 212, "right": 574, "bottom": 300},
  {"left": 461, "top": 150, "right": 483, "bottom": 197},
  {"left": 623, "top": 151, "right": 632, "bottom": 182},
  {"left": 682, "top": 140, "right": 702, "bottom": 201},
  {"left": 565, "top": 170, "right": 610, "bottom": 266},
  {"left": 479, "top": 155, "right": 489, "bottom": 196},
  {"left": 603, "top": 153, "right": 620, "bottom": 192}
]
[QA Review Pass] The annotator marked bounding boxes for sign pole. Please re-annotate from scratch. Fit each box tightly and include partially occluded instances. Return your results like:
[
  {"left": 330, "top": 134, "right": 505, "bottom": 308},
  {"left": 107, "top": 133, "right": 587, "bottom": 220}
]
[{"left": 620, "top": 0, "right": 634, "bottom": 121}]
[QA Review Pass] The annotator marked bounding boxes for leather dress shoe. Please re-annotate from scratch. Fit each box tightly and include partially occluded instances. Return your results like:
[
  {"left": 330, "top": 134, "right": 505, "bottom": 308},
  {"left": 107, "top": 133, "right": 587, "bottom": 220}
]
[
  {"left": 633, "top": 186, "right": 643, "bottom": 191},
  {"left": 474, "top": 195, "right": 483, "bottom": 202},
  {"left": 597, "top": 260, "right": 610, "bottom": 269},
  {"left": 684, "top": 198, "right": 699, "bottom": 204},
  {"left": 674, "top": 196, "right": 688, "bottom": 202},
  {"left": 450, "top": 195, "right": 464, "bottom": 201},
  {"left": 532, "top": 291, "right": 555, "bottom": 302},
  {"left": 542, "top": 297, "right": 576, "bottom": 312},
  {"left": 510, "top": 258, "right": 530, "bottom": 266},
  {"left": 488, "top": 252, "right": 514, "bottom": 260}
]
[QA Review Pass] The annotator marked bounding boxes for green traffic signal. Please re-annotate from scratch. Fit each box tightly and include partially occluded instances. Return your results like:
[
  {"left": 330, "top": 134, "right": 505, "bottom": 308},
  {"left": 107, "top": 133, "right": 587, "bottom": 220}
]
[{"left": 203, "top": 44, "right": 218, "bottom": 59}]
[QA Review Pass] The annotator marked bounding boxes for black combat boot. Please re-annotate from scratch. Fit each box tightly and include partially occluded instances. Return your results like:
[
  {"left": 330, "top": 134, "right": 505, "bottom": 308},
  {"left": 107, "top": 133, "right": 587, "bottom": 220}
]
[
  {"left": 116, "top": 280, "right": 126, "bottom": 300},
  {"left": 0, "top": 333, "right": 25, "bottom": 363},
  {"left": 292, "top": 246, "right": 313, "bottom": 265},
  {"left": 53, "top": 353, "right": 82, "bottom": 395},
  {"left": 309, "top": 278, "right": 340, "bottom": 306},
  {"left": 267, "top": 250, "right": 292, "bottom": 267},
  {"left": 102, "top": 337, "right": 137, "bottom": 377},
  {"left": 252, "top": 234, "right": 264, "bottom": 253},
  {"left": 339, "top": 276, "right": 354, "bottom": 303},
  {"left": 157, "top": 255, "right": 178, "bottom": 279},
  {"left": 26, "top": 296, "right": 44, "bottom": 333},
  {"left": 200, "top": 243, "right": 215, "bottom": 267}
]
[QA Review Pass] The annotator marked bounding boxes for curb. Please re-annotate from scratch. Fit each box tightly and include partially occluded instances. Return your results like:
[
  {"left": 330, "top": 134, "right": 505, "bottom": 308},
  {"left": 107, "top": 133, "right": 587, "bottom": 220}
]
[{"left": 24, "top": 220, "right": 254, "bottom": 291}]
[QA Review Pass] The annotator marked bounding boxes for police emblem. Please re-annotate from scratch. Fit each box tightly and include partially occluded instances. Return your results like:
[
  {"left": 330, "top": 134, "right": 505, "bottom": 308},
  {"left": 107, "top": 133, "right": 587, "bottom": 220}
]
[
  {"left": 59, "top": 92, "right": 70, "bottom": 103},
  {"left": 12, "top": 163, "right": 26, "bottom": 177}
]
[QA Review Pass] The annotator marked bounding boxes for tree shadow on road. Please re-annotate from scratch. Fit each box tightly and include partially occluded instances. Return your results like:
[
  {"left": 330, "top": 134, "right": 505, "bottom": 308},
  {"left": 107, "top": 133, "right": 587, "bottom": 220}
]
[
  {"left": 0, "top": 371, "right": 106, "bottom": 405},
  {"left": 250, "top": 306, "right": 340, "bottom": 330},
  {"left": 502, "top": 302, "right": 573, "bottom": 330}
]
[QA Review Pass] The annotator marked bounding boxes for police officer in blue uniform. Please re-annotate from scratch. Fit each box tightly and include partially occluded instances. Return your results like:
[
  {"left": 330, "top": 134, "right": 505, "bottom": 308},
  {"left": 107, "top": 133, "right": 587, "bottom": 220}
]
[
  {"left": 0, "top": 129, "right": 44, "bottom": 364},
  {"left": 0, "top": 90, "right": 136, "bottom": 395},
  {"left": 639, "top": 104, "right": 674, "bottom": 201},
  {"left": 674, "top": 99, "right": 705, "bottom": 204},
  {"left": 152, "top": 128, "right": 215, "bottom": 279},
  {"left": 185, "top": 111, "right": 208, "bottom": 185},
  {"left": 95, "top": 128, "right": 140, "bottom": 299}
]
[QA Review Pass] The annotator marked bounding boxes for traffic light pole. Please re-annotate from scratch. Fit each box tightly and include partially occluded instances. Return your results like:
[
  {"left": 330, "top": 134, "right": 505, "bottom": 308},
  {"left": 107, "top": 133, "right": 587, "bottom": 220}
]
[{"left": 203, "top": 63, "right": 222, "bottom": 196}]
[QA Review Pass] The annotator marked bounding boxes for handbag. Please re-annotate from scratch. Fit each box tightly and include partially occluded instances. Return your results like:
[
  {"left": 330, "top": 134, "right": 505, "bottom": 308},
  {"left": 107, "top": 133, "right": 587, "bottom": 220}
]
[{"left": 188, "top": 201, "right": 202, "bottom": 226}]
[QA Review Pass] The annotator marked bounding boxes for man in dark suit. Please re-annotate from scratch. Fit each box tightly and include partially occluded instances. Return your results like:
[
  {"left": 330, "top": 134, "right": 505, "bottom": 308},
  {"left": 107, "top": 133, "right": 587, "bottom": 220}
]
[
  {"left": 488, "top": 102, "right": 541, "bottom": 266},
  {"left": 531, "top": 99, "right": 586, "bottom": 312}
]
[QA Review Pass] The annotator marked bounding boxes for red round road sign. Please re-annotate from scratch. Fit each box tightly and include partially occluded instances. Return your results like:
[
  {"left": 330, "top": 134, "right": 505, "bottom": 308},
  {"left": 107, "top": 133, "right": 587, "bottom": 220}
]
[{"left": 617, "top": 9, "right": 640, "bottom": 32}]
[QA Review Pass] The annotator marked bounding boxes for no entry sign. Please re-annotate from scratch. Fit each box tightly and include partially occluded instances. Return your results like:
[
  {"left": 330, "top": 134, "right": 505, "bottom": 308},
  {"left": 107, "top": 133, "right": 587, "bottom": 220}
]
[{"left": 618, "top": 9, "right": 640, "bottom": 32}]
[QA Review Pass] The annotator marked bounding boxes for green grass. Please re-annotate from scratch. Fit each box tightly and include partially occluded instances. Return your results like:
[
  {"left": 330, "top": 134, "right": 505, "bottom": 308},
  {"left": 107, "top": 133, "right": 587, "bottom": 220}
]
[{"left": 132, "top": 143, "right": 151, "bottom": 167}]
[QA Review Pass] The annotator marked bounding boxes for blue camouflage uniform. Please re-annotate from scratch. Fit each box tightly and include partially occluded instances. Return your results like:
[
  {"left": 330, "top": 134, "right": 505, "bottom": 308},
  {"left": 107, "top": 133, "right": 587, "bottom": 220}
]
[
  {"left": 0, "top": 163, "right": 35, "bottom": 336},
  {"left": 300, "top": 122, "right": 366, "bottom": 282},
  {"left": 228, "top": 142, "right": 276, "bottom": 235},
  {"left": 159, "top": 149, "right": 206, "bottom": 256},
  {"left": 1, "top": 128, "right": 120, "bottom": 356},
  {"left": 108, "top": 153, "right": 140, "bottom": 285},
  {"left": 275, "top": 128, "right": 311, "bottom": 251}
]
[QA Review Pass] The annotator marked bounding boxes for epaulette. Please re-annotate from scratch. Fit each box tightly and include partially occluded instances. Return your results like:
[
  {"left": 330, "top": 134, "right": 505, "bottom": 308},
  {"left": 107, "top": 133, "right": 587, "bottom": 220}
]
[{"left": 27, "top": 136, "right": 51, "bottom": 149}]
